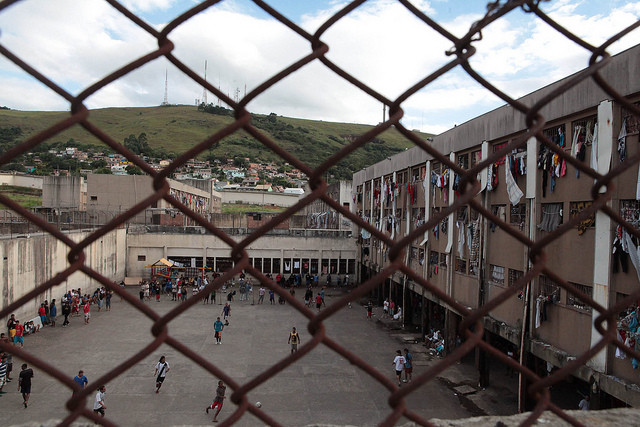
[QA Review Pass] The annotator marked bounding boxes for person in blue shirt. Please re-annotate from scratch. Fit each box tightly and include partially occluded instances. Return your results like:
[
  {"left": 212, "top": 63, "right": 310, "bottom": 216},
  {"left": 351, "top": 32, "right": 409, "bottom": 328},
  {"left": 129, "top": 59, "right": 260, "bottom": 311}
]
[
  {"left": 49, "top": 300, "right": 58, "bottom": 327},
  {"left": 73, "top": 370, "right": 88, "bottom": 395},
  {"left": 213, "top": 317, "right": 224, "bottom": 345}
]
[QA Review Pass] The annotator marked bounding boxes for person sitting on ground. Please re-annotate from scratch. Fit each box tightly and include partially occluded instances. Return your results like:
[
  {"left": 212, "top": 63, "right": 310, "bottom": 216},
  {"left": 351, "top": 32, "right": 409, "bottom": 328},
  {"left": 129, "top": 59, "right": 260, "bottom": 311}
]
[{"left": 393, "top": 307, "right": 403, "bottom": 320}]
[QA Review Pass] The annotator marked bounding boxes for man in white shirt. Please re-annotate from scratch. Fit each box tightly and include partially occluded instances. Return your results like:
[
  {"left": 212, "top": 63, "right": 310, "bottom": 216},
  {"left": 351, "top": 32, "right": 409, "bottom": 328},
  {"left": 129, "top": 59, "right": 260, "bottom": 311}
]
[
  {"left": 392, "top": 350, "right": 406, "bottom": 387},
  {"left": 154, "top": 356, "right": 170, "bottom": 394},
  {"left": 93, "top": 385, "right": 107, "bottom": 419},
  {"left": 578, "top": 395, "right": 590, "bottom": 411}
]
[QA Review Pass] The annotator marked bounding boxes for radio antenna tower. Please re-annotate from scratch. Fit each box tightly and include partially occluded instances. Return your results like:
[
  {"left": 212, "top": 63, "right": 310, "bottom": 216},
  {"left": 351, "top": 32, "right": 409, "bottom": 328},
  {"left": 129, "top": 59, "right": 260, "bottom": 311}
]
[
  {"left": 202, "top": 60, "right": 208, "bottom": 106},
  {"left": 161, "top": 70, "right": 169, "bottom": 105}
]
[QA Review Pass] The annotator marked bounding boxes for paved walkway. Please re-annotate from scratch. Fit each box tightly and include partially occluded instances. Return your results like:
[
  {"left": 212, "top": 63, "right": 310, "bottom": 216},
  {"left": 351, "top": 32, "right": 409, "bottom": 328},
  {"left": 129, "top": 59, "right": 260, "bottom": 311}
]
[{"left": 2, "top": 286, "right": 515, "bottom": 426}]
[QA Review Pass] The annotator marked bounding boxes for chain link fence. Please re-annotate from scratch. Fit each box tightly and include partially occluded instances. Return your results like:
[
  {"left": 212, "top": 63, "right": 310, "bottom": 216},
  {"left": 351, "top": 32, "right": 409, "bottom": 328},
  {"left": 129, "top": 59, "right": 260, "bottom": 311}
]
[{"left": 1, "top": 0, "right": 640, "bottom": 426}]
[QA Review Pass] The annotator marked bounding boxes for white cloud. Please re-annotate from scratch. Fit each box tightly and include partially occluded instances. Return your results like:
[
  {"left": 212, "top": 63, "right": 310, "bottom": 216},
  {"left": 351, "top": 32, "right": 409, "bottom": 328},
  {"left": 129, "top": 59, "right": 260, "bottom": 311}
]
[{"left": 0, "top": 0, "right": 639, "bottom": 137}]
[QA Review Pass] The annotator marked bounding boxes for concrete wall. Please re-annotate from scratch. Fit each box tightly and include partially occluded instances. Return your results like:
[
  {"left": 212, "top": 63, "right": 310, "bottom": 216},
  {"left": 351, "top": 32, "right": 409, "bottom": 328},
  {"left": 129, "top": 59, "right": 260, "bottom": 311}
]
[
  {"left": 0, "top": 173, "right": 43, "bottom": 189},
  {"left": 0, "top": 227, "right": 126, "bottom": 323},
  {"left": 42, "top": 176, "right": 86, "bottom": 210},
  {"left": 125, "top": 231, "right": 357, "bottom": 278},
  {"left": 220, "top": 189, "right": 301, "bottom": 207},
  {"left": 181, "top": 179, "right": 222, "bottom": 213}
]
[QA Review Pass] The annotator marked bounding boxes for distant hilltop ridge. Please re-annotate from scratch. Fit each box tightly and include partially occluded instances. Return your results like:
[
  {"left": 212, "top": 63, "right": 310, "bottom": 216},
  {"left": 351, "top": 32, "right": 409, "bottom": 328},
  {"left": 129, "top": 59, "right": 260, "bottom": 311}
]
[{"left": 0, "top": 105, "right": 432, "bottom": 182}]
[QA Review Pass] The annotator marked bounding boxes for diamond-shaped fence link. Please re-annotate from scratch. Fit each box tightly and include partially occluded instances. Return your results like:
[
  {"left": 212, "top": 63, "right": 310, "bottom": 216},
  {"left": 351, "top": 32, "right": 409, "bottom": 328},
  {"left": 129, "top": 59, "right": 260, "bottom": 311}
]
[{"left": 0, "top": 0, "right": 639, "bottom": 426}]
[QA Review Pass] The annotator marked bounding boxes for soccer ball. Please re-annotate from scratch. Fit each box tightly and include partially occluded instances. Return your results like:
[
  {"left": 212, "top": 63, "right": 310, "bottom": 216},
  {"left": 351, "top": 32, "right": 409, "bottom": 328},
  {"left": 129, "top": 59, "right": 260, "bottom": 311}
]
[{"left": 255, "top": 402, "right": 262, "bottom": 408}]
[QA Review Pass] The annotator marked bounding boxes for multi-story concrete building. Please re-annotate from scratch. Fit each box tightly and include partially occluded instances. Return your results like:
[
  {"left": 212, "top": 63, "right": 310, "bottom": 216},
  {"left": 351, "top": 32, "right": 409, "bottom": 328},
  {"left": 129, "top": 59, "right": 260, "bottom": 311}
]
[
  {"left": 86, "top": 174, "right": 213, "bottom": 224},
  {"left": 41, "top": 176, "right": 86, "bottom": 211},
  {"left": 352, "top": 44, "right": 640, "bottom": 409},
  {"left": 304, "top": 180, "right": 353, "bottom": 231}
]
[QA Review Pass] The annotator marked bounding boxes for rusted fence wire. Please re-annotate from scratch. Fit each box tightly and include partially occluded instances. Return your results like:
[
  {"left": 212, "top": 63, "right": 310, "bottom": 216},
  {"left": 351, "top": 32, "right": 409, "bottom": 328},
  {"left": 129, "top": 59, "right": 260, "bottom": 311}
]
[{"left": 0, "top": 0, "right": 639, "bottom": 426}]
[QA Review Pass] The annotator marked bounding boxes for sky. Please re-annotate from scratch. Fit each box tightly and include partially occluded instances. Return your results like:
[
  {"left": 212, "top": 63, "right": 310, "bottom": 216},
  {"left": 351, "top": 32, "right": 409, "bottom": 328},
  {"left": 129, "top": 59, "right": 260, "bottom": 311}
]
[{"left": 0, "top": 0, "right": 639, "bottom": 135}]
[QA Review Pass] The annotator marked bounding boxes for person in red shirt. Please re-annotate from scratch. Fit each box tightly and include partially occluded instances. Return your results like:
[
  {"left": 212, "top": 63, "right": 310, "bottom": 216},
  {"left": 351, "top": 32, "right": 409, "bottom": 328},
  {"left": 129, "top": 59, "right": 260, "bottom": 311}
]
[
  {"left": 38, "top": 304, "right": 46, "bottom": 325},
  {"left": 315, "top": 293, "right": 323, "bottom": 313},
  {"left": 83, "top": 301, "right": 91, "bottom": 325},
  {"left": 14, "top": 320, "right": 24, "bottom": 348}
]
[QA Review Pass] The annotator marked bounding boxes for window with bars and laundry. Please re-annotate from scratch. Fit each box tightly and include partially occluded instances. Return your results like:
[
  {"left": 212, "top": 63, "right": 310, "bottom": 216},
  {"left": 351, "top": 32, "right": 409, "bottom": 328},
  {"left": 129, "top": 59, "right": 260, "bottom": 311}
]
[
  {"left": 538, "top": 202, "right": 563, "bottom": 232},
  {"left": 455, "top": 257, "right": 467, "bottom": 275},
  {"left": 566, "top": 282, "right": 593, "bottom": 312},
  {"left": 510, "top": 203, "right": 526, "bottom": 230},
  {"left": 569, "top": 201, "right": 595, "bottom": 235},
  {"left": 490, "top": 264, "right": 505, "bottom": 285}
]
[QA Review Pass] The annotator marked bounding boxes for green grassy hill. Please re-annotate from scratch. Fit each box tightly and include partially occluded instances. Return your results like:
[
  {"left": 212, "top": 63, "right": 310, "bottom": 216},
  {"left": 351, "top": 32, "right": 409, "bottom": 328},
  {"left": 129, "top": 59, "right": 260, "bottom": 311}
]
[{"left": 0, "top": 105, "right": 431, "bottom": 180}]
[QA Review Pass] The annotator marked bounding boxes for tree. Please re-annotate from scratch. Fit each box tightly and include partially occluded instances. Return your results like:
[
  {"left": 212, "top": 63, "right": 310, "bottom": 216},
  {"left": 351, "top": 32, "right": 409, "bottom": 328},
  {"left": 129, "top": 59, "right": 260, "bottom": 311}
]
[
  {"left": 90, "top": 159, "right": 107, "bottom": 169},
  {"left": 94, "top": 167, "right": 113, "bottom": 174},
  {"left": 126, "top": 165, "right": 144, "bottom": 175}
]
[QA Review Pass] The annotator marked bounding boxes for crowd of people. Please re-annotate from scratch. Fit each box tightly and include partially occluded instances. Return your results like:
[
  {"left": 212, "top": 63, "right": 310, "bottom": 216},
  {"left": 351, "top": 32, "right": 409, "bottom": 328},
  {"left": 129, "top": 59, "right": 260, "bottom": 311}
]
[
  {"left": 1, "top": 270, "right": 363, "bottom": 423},
  {"left": 4, "top": 286, "right": 115, "bottom": 353}
]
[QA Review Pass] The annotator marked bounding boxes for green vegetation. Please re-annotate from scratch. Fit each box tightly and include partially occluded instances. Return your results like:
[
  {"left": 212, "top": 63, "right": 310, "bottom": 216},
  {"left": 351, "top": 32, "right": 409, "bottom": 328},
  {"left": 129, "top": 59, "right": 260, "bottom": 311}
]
[
  {"left": 221, "top": 203, "right": 287, "bottom": 214},
  {"left": 0, "top": 185, "right": 42, "bottom": 208},
  {"left": 0, "top": 105, "right": 433, "bottom": 182}
]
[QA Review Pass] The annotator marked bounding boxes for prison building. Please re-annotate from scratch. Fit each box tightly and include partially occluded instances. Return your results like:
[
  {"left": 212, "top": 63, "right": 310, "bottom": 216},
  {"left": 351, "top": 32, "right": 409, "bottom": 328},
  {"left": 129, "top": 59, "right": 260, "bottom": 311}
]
[
  {"left": 352, "top": 44, "right": 640, "bottom": 409},
  {"left": 86, "top": 174, "right": 214, "bottom": 225}
]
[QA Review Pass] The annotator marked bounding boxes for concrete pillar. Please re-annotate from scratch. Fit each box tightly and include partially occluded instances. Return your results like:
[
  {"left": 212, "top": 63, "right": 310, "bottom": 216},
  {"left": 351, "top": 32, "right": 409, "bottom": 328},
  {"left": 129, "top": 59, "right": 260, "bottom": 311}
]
[
  {"left": 477, "top": 331, "right": 491, "bottom": 388},
  {"left": 589, "top": 100, "right": 614, "bottom": 373}
]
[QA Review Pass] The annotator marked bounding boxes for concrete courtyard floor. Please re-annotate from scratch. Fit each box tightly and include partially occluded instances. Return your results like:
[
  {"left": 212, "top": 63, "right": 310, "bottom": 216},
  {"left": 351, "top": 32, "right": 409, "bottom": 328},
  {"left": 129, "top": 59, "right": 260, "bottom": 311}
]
[{"left": 2, "top": 286, "right": 516, "bottom": 426}]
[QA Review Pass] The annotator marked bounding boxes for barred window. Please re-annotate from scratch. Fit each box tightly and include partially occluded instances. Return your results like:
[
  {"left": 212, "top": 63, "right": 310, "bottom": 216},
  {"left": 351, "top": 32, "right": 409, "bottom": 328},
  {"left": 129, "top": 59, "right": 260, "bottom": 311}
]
[
  {"left": 622, "top": 102, "right": 640, "bottom": 134},
  {"left": 619, "top": 199, "right": 640, "bottom": 225},
  {"left": 572, "top": 114, "right": 597, "bottom": 146},
  {"left": 432, "top": 162, "right": 441, "bottom": 175},
  {"left": 538, "top": 202, "right": 563, "bottom": 232},
  {"left": 490, "top": 265, "right": 505, "bottom": 285},
  {"left": 440, "top": 253, "right": 448, "bottom": 268},
  {"left": 429, "top": 250, "right": 439, "bottom": 265},
  {"left": 457, "top": 153, "right": 469, "bottom": 170},
  {"left": 455, "top": 257, "right": 467, "bottom": 274},
  {"left": 542, "top": 123, "right": 566, "bottom": 147},
  {"left": 567, "top": 282, "right": 593, "bottom": 312},
  {"left": 493, "top": 141, "right": 508, "bottom": 164},
  {"left": 468, "top": 261, "right": 478, "bottom": 277},
  {"left": 539, "top": 275, "right": 561, "bottom": 301},
  {"left": 569, "top": 201, "right": 595, "bottom": 228},
  {"left": 508, "top": 269, "right": 524, "bottom": 287},
  {"left": 510, "top": 203, "right": 526, "bottom": 225},
  {"left": 471, "top": 150, "right": 481, "bottom": 168}
]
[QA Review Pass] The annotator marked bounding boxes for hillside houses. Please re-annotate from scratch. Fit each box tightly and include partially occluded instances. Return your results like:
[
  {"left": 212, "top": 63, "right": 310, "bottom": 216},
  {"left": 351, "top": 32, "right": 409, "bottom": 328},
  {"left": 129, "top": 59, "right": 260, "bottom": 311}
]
[{"left": 22, "top": 146, "right": 307, "bottom": 193}]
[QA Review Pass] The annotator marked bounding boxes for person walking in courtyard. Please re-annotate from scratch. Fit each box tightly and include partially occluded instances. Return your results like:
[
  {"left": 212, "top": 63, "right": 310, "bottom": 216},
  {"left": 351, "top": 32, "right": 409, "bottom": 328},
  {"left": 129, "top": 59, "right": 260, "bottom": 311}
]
[
  {"left": 403, "top": 348, "right": 413, "bottom": 383},
  {"left": 214, "top": 317, "right": 224, "bottom": 345},
  {"left": 315, "top": 293, "right": 323, "bottom": 313},
  {"left": 83, "top": 299, "right": 91, "bottom": 325},
  {"left": 392, "top": 350, "right": 406, "bottom": 387},
  {"left": 258, "top": 287, "right": 265, "bottom": 304},
  {"left": 73, "top": 370, "right": 88, "bottom": 391},
  {"left": 62, "top": 300, "right": 71, "bottom": 327},
  {"left": 288, "top": 327, "right": 301, "bottom": 354},
  {"left": 206, "top": 380, "right": 227, "bottom": 422},
  {"left": 154, "top": 356, "right": 170, "bottom": 394},
  {"left": 222, "top": 303, "right": 231, "bottom": 320},
  {"left": 14, "top": 320, "right": 24, "bottom": 348},
  {"left": 93, "top": 385, "right": 107, "bottom": 420},
  {"left": 367, "top": 301, "right": 373, "bottom": 320},
  {"left": 0, "top": 353, "right": 8, "bottom": 396},
  {"left": 269, "top": 289, "right": 275, "bottom": 305},
  {"left": 7, "top": 314, "right": 17, "bottom": 343},
  {"left": 18, "top": 363, "right": 34, "bottom": 408}
]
